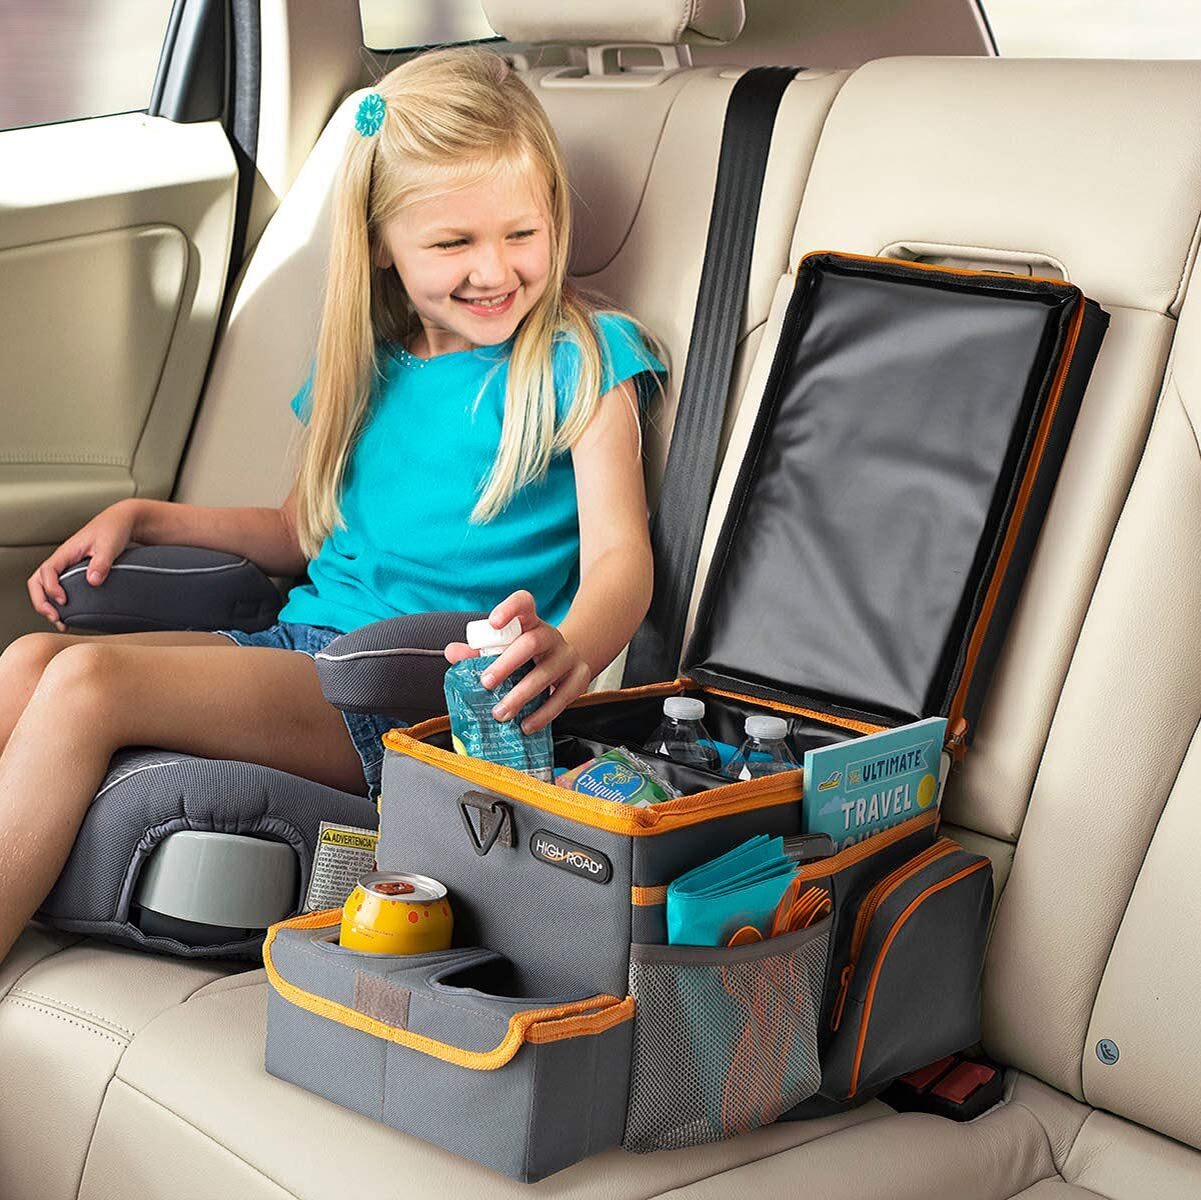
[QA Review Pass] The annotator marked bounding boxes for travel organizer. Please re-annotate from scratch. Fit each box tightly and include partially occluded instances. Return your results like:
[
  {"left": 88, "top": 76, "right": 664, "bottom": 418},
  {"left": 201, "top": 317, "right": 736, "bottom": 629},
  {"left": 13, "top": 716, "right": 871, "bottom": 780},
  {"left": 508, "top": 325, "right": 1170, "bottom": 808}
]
[{"left": 264, "top": 253, "right": 1108, "bottom": 1180}]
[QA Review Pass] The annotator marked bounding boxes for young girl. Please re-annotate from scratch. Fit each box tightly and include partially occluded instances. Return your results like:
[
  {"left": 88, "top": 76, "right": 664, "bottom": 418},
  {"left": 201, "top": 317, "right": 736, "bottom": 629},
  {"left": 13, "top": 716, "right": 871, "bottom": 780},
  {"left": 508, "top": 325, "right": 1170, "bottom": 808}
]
[{"left": 0, "top": 48, "right": 665, "bottom": 963}]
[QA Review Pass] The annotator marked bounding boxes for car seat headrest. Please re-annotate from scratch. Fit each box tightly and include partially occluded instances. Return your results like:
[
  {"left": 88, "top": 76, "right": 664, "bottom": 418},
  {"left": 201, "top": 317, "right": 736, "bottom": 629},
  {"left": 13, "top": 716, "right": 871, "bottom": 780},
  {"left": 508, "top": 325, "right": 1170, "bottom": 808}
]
[{"left": 482, "top": 0, "right": 745, "bottom": 46}]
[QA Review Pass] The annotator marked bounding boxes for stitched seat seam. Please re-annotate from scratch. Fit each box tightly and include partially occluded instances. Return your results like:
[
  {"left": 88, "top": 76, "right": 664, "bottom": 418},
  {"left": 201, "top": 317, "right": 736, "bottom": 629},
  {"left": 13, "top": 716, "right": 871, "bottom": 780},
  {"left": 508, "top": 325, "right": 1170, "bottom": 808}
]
[
  {"left": 2, "top": 998, "right": 128, "bottom": 1047},
  {"left": 8, "top": 986, "right": 136, "bottom": 1037},
  {"left": 1172, "top": 373, "right": 1201, "bottom": 460}
]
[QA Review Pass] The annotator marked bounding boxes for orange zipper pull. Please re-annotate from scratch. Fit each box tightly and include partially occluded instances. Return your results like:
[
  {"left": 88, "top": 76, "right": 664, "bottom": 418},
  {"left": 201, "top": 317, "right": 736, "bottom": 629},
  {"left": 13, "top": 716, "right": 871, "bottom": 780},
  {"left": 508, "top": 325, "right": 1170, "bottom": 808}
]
[
  {"left": 946, "top": 717, "right": 969, "bottom": 764},
  {"left": 830, "top": 964, "right": 852, "bottom": 1031}
]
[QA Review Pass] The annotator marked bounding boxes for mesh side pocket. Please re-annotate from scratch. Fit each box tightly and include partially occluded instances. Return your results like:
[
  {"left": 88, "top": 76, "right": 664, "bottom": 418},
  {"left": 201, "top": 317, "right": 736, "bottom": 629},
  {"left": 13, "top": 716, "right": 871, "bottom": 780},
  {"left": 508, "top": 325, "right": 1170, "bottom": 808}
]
[{"left": 624, "top": 919, "right": 829, "bottom": 1153}]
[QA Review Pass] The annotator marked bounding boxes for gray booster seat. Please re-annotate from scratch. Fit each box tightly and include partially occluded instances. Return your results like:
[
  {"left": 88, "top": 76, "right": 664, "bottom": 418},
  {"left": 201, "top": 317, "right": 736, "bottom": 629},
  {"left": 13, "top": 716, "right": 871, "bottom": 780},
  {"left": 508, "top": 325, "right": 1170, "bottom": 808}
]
[{"left": 40, "top": 552, "right": 481, "bottom": 959}]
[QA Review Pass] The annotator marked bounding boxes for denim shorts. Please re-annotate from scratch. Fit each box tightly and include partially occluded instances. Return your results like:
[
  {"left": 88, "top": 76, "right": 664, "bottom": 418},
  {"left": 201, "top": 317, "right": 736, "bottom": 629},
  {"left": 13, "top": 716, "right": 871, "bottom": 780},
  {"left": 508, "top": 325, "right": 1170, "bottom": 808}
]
[{"left": 213, "top": 620, "right": 402, "bottom": 796}]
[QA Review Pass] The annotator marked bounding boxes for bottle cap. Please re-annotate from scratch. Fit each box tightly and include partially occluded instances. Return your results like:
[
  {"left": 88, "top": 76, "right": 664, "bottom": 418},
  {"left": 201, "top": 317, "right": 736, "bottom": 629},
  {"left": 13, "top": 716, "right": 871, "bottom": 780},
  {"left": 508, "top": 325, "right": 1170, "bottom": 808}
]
[
  {"left": 745, "top": 715, "right": 789, "bottom": 740},
  {"left": 465, "top": 616, "right": 522, "bottom": 654},
  {"left": 663, "top": 696, "right": 705, "bottom": 721}
]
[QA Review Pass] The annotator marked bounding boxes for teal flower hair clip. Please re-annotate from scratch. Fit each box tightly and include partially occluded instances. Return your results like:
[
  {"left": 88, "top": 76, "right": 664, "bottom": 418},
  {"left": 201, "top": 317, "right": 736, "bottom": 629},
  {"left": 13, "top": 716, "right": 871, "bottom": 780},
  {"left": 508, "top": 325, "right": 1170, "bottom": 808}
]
[{"left": 355, "top": 92, "right": 387, "bottom": 137}]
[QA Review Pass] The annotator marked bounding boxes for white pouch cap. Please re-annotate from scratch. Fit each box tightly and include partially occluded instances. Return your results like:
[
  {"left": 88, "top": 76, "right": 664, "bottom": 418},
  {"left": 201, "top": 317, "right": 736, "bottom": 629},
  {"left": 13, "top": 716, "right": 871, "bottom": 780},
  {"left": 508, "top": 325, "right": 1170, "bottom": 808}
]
[
  {"left": 745, "top": 715, "right": 789, "bottom": 740},
  {"left": 466, "top": 616, "right": 522, "bottom": 655}
]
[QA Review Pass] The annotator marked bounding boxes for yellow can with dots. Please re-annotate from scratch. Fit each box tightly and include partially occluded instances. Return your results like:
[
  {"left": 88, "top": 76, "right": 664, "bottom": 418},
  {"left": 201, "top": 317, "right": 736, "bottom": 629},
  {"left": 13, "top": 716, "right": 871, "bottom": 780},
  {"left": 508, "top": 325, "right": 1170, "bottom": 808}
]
[{"left": 340, "top": 872, "right": 453, "bottom": 954}]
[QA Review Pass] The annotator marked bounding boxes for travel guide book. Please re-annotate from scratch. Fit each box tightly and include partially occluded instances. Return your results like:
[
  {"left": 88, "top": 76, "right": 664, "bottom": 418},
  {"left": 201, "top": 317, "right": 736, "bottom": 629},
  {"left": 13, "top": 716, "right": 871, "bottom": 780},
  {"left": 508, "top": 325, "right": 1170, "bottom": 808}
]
[{"left": 802, "top": 716, "right": 948, "bottom": 850}]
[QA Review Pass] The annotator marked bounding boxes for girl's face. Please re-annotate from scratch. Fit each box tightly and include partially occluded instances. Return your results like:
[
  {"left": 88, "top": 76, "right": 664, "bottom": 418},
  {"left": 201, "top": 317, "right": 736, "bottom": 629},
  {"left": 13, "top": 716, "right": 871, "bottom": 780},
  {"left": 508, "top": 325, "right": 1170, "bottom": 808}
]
[{"left": 376, "top": 166, "right": 553, "bottom": 357}]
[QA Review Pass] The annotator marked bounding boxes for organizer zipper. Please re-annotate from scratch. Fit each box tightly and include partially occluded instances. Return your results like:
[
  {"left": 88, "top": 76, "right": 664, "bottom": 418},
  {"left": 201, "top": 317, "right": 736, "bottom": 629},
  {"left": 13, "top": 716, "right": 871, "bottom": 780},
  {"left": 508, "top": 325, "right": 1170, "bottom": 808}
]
[
  {"left": 828, "top": 838, "right": 959, "bottom": 1032},
  {"left": 847, "top": 857, "right": 991, "bottom": 1097},
  {"left": 571, "top": 677, "right": 887, "bottom": 740},
  {"left": 699, "top": 683, "right": 886, "bottom": 738},
  {"left": 945, "top": 717, "right": 969, "bottom": 764}
]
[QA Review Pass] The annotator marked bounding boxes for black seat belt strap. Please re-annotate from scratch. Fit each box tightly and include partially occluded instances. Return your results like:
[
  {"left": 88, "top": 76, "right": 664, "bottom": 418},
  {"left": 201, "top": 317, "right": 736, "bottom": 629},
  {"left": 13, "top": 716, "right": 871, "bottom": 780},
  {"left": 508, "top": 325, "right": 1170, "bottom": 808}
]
[{"left": 623, "top": 65, "right": 800, "bottom": 686}]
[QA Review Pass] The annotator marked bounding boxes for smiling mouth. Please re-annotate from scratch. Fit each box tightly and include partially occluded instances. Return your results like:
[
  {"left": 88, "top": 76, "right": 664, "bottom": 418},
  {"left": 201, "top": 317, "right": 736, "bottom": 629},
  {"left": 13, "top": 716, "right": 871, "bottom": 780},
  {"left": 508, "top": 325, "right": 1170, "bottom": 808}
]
[{"left": 453, "top": 290, "right": 516, "bottom": 313}]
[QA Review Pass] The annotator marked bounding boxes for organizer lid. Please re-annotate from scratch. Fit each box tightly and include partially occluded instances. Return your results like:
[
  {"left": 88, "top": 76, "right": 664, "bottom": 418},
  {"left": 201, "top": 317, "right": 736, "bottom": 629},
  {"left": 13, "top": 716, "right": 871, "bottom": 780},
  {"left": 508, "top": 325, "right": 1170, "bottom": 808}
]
[{"left": 683, "top": 252, "right": 1106, "bottom": 729}]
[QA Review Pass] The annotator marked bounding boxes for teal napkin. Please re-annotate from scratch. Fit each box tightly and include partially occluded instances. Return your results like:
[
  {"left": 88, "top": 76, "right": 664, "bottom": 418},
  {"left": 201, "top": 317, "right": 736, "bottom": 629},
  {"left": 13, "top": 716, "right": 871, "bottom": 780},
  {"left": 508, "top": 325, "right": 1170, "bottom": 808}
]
[{"left": 666, "top": 835, "right": 797, "bottom": 946}]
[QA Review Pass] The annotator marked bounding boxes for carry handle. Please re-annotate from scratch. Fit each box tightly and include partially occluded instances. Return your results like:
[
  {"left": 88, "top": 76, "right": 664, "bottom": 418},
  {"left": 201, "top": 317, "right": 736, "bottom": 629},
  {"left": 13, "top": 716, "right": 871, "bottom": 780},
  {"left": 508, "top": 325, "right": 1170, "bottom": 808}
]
[{"left": 459, "top": 790, "right": 514, "bottom": 856}]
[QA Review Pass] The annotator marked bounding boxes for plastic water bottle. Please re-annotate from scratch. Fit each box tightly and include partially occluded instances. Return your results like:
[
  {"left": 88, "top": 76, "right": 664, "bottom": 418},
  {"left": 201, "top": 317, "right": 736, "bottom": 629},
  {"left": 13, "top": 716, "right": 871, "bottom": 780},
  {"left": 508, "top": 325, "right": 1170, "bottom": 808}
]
[
  {"left": 443, "top": 617, "right": 553, "bottom": 781},
  {"left": 724, "top": 715, "right": 799, "bottom": 780},
  {"left": 643, "top": 697, "right": 721, "bottom": 772}
]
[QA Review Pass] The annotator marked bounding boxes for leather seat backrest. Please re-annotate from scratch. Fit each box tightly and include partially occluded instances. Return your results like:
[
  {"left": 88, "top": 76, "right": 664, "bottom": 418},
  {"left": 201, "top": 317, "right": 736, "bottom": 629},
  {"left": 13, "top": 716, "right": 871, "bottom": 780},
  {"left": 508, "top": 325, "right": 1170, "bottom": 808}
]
[
  {"left": 690, "top": 57, "right": 1201, "bottom": 868},
  {"left": 518, "top": 62, "right": 844, "bottom": 507},
  {"left": 985, "top": 278, "right": 1201, "bottom": 1150}
]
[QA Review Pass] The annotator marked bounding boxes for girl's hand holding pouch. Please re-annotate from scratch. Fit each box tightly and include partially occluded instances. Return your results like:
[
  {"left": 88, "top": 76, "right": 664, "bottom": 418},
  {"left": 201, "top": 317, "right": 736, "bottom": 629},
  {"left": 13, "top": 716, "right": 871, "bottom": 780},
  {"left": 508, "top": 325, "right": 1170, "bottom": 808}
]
[{"left": 444, "top": 589, "right": 591, "bottom": 733}]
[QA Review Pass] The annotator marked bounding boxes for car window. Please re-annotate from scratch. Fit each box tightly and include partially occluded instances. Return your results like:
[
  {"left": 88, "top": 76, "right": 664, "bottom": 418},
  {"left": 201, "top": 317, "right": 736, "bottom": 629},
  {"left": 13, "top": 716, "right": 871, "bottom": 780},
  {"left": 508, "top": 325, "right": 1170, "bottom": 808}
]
[
  {"left": 359, "top": 0, "right": 495, "bottom": 51},
  {"left": 985, "top": 0, "right": 1201, "bottom": 56},
  {"left": 0, "top": 0, "right": 175, "bottom": 132}
]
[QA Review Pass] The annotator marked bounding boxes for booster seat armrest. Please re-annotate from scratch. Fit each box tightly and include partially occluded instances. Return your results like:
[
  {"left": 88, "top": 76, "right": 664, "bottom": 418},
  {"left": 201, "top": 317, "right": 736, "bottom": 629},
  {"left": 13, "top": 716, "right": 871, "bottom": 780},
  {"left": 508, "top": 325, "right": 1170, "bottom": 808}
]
[
  {"left": 315, "top": 611, "right": 486, "bottom": 723},
  {"left": 58, "top": 545, "right": 283, "bottom": 634}
]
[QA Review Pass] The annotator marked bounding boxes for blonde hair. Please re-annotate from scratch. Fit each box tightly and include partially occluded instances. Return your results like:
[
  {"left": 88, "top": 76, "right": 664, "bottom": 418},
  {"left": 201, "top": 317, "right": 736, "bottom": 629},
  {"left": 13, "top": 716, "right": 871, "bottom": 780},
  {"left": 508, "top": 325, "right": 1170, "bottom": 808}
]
[{"left": 294, "top": 47, "right": 649, "bottom": 559}]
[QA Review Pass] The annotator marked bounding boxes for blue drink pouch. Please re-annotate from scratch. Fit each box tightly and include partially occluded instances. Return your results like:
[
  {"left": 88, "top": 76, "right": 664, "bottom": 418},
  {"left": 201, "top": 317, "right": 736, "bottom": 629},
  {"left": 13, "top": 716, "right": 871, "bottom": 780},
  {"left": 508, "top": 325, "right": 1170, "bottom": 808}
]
[{"left": 443, "top": 617, "right": 554, "bottom": 782}]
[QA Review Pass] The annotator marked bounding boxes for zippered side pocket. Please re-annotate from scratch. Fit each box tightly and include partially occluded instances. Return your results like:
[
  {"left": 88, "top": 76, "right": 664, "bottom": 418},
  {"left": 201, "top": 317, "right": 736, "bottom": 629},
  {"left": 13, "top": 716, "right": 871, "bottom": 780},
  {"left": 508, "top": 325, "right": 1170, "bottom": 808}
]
[
  {"left": 828, "top": 837, "right": 961, "bottom": 1031},
  {"left": 820, "top": 844, "right": 992, "bottom": 1101}
]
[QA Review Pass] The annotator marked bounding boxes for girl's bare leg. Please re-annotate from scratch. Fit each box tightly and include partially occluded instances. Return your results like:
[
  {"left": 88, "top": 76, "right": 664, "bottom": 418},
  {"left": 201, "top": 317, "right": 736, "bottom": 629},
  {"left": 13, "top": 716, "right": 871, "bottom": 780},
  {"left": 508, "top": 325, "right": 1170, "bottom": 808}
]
[
  {"left": 0, "top": 631, "right": 233, "bottom": 753},
  {"left": 0, "top": 641, "right": 364, "bottom": 962}
]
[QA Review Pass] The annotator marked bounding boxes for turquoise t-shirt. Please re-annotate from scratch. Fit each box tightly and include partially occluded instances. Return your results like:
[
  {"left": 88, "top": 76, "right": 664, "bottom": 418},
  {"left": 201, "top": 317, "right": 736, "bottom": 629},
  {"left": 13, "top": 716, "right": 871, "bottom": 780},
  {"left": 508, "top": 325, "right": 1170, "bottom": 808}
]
[{"left": 278, "top": 313, "right": 667, "bottom": 633}]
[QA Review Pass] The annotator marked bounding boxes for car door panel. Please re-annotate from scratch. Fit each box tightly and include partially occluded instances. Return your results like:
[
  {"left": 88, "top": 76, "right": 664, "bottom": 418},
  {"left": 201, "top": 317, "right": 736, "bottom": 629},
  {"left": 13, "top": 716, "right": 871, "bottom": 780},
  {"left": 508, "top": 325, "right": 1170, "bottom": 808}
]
[{"left": 0, "top": 112, "right": 237, "bottom": 641}]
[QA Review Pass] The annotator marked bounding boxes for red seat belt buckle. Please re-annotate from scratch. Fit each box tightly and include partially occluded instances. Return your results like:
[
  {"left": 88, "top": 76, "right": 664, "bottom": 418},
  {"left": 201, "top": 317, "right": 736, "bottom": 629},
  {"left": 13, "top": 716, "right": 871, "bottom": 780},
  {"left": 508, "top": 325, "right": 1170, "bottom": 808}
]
[{"left": 883, "top": 1054, "right": 1004, "bottom": 1122}]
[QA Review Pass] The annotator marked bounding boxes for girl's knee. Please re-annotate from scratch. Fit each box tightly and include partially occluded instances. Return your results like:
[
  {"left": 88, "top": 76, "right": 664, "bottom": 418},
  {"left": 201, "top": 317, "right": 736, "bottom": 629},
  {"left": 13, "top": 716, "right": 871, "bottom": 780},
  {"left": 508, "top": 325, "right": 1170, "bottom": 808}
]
[
  {"left": 34, "top": 643, "right": 126, "bottom": 721},
  {"left": 0, "top": 632, "right": 71, "bottom": 687}
]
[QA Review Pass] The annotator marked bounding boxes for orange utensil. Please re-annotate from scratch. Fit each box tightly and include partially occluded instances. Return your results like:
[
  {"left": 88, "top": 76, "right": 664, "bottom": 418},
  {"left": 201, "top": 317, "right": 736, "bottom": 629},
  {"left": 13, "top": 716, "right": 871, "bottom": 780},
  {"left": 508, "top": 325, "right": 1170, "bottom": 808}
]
[
  {"left": 783, "top": 886, "right": 831, "bottom": 932},
  {"left": 770, "top": 875, "right": 804, "bottom": 937},
  {"left": 727, "top": 924, "right": 764, "bottom": 947}
]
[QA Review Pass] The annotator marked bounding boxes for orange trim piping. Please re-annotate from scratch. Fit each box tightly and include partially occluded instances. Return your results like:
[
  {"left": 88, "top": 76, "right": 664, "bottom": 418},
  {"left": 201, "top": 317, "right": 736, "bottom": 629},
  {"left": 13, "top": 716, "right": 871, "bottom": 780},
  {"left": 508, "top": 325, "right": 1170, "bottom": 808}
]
[
  {"left": 847, "top": 859, "right": 990, "bottom": 1096},
  {"left": 830, "top": 838, "right": 958, "bottom": 1032},
  {"left": 947, "top": 293, "right": 1086, "bottom": 729},
  {"left": 700, "top": 684, "right": 884, "bottom": 737},
  {"left": 798, "top": 249, "right": 1077, "bottom": 292},
  {"left": 631, "top": 885, "right": 669, "bottom": 907},
  {"left": 791, "top": 808, "right": 940, "bottom": 888},
  {"left": 383, "top": 720, "right": 802, "bottom": 837},
  {"left": 262, "top": 911, "right": 634, "bottom": 1070},
  {"left": 525, "top": 998, "right": 637, "bottom": 1044}
]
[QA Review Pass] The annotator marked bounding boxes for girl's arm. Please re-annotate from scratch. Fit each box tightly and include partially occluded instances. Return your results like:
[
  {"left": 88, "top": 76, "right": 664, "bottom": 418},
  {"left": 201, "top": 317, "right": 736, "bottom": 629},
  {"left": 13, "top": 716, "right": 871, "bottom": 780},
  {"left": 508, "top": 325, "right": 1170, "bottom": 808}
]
[
  {"left": 446, "top": 380, "right": 653, "bottom": 732},
  {"left": 131, "top": 485, "right": 307, "bottom": 577},
  {"left": 28, "top": 484, "right": 306, "bottom": 627},
  {"left": 557, "top": 380, "right": 653, "bottom": 677}
]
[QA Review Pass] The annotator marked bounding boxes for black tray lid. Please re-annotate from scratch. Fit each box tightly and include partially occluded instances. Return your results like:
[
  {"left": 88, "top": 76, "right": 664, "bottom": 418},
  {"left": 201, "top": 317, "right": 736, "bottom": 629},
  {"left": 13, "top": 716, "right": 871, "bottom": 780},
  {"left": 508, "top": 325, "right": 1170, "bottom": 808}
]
[{"left": 683, "top": 252, "right": 1104, "bottom": 730}]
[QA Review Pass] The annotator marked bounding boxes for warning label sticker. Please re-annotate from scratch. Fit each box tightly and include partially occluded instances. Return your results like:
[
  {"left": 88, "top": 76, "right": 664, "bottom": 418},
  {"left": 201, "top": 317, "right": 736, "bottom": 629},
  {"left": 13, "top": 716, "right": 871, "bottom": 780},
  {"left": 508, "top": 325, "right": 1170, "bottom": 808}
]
[{"left": 304, "top": 821, "right": 380, "bottom": 912}]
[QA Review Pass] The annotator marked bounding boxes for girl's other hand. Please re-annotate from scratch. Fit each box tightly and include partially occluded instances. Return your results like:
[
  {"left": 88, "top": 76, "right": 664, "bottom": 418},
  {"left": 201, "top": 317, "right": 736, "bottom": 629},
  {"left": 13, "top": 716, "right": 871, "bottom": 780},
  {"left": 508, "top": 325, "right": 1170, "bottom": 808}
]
[
  {"left": 442, "top": 589, "right": 592, "bottom": 733},
  {"left": 26, "top": 499, "right": 140, "bottom": 630}
]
